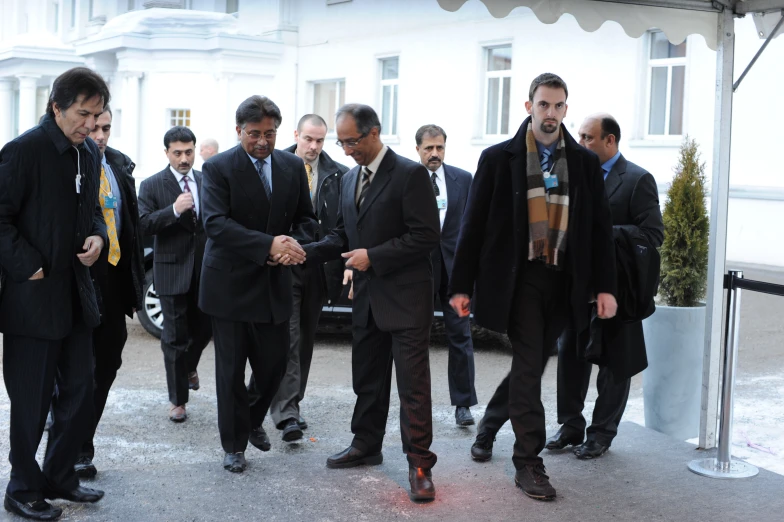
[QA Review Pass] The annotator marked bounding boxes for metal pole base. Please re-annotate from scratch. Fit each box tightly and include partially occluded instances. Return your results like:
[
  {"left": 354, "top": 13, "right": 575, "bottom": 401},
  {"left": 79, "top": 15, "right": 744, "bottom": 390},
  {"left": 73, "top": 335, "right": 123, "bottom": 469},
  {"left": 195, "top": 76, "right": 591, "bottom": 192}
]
[{"left": 688, "top": 458, "right": 759, "bottom": 479}]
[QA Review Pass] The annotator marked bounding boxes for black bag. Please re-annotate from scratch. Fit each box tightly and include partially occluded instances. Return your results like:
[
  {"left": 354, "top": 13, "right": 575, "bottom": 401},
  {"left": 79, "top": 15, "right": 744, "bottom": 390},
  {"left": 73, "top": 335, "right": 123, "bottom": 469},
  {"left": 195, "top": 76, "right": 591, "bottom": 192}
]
[{"left": 614, "top": 227, "right": 660, "bottom": 323}]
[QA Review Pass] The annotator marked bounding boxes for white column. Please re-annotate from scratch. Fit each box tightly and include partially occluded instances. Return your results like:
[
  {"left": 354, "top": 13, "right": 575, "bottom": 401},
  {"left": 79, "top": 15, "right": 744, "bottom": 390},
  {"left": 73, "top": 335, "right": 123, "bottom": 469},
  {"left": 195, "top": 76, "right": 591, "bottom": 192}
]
[
  {"left": 17, "top": 75, "right": 40, "bottom": 134},
  {"left": 0, "top": 79, "right": 15, "bottom": 146},
  {"left": 123, "top": 72, "right": 142, "bottom": 162},
  {"left": 216, "top": 73, "right": 236, "bottom": 153}
]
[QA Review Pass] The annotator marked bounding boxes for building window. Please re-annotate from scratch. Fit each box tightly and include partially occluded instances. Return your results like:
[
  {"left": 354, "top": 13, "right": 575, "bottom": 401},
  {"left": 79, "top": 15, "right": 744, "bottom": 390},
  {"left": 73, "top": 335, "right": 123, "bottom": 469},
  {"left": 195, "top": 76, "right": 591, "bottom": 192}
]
[
  {"left": 484, "top": 45, "right": 511, "bottom": 136},
  {"left": 226, "top": 0, "right": 239, "bottom": 14},
  {"left": 646, "top": 30, "right": 686, "bottom": 136},
  {"left": 70, "top": 0, "right": 76, "bottom": 28},
  {"left": 169, "top": 109, "right": 191, "bottom": 127},
  {"left": 379, "top": 57, "right": 399, "bottom": 136},
  {"left": 313, "top": 79, "right": 345, "bottom": 133}
]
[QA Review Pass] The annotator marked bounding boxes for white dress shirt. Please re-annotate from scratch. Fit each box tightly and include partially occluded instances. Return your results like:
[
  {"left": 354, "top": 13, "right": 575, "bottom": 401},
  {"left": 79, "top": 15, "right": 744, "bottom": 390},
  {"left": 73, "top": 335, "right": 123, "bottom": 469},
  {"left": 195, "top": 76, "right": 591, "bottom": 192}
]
[
  {"left": 170, "top": 166, "right": 200, "bottom": 217},
  {"left": 428, "top": 165, "right": 448, "bottom": 230}
]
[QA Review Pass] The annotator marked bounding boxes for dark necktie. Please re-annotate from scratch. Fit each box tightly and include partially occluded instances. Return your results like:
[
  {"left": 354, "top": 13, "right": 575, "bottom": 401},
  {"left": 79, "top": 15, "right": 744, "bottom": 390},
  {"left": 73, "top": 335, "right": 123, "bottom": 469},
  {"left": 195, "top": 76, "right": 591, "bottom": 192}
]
[
  {"left": 431, "top": 172, "right": 440, "bottom": 196},
  {"left": 182, "top": 175, "right": 197, "bottom": 226},
  {"left": 256, "top": 160, "right": 272, "bottom": 200},
  {"left": 357, "top": 167, "right": 372, "bottom": 211}
]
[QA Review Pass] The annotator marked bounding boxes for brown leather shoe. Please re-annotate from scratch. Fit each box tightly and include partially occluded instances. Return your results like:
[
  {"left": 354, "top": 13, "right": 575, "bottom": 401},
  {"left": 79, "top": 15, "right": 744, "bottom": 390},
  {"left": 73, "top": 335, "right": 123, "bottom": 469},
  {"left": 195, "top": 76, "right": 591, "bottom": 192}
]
[
  {"left": 169, "top": 404, "right": 186, "bottom": 423},
  {"left": 188, "top": 371, "right": 200, "bottom": 391}
]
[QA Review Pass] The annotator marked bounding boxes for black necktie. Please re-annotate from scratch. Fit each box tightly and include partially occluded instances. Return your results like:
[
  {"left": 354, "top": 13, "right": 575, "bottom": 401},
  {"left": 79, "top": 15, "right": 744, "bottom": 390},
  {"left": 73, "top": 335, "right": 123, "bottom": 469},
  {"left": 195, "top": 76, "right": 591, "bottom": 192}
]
[
  {"left": 431, "top": 172, "right": 440, "bottom": 196},
  {"left": 357, "top": 167, "right": 372, "bottom": 210}
]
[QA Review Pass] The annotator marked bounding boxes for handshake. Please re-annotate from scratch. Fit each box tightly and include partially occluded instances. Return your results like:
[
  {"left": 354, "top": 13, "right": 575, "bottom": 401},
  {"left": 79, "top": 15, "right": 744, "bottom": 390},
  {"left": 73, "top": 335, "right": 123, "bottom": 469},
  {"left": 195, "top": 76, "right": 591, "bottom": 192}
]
[{"left": 267, "top": 235, "right": 307, "bottom": 266}]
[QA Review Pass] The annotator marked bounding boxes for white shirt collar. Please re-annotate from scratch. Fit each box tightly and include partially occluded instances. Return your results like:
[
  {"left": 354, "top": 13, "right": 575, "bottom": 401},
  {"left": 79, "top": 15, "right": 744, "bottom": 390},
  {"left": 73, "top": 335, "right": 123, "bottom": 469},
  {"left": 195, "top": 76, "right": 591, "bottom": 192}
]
[
  {"left": 170, "top": 166, "right": 195, "bottom": 181},
  {"left": 428, "top": 164, "right": 445, "bottom": 179},
  {"left": 365, "top": 145, "right": 389, "bottom": 174}
]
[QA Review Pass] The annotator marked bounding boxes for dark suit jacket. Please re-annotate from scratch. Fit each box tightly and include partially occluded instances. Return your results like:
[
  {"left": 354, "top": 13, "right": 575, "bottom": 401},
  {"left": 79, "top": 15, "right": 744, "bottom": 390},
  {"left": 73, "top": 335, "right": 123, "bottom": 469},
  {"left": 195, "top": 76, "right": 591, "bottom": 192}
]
[
  {"left": 599, "top": 154, "right": 664, "bottom": 379},
  {"left": 431, "top": 163, "right": 472, "bottom": 292},
  {"left": 0, "top": 114, "right": 107, "bottom": 339},
  {"left": 138, "top": 166, "right": 207, "bottom": 296},
  {"left": 91, "top": 147, "right": 145, "bottom": 318},
  {"left": 198, "top": 146, "right": 318, "bottom": 324},
  {"left": 284, "top": 144, "right": 350, "bottom": 304},
  {"left": 449, "top": 118, "right": 617, "bottom": 335},
  {"left": 305, "top": 148, "right": 441, "bottom": 331}
]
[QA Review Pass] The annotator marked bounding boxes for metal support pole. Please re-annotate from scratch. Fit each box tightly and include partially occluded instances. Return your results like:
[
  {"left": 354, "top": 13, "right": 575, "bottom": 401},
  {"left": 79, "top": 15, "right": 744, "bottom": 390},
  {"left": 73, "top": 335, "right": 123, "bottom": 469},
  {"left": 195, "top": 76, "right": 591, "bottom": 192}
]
[
  {"left": 689, "top": 271, "right": 759, "bottom": 479},
  {"left": 699, "top": 8, "right": 734, "bottom": 450},
  {"left": 733, "top": 14, "right": 784, "bottom": 92}
]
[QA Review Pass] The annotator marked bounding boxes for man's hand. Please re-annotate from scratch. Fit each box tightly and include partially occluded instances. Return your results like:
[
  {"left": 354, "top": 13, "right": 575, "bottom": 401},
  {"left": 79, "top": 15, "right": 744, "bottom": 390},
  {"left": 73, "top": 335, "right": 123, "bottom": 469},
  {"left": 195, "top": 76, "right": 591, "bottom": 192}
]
[
  {"left": 596, "top": 292, "right": 618, "bottom": 319},
  {"left": 342, "top": 249, "right": 370, "bottom": 271},
  {"left": 29, "top": 269, "right": 44, "bottom": 280},
  {"left": 449, "top": 293, "right": 471, "bottom": 318},
  {"left": 343, "top": 269, "right": 354, "bottom": 300},
  {"left": 173, "top": 192, "right": 194, "bottom": 214},
  {"left": 270, "top": 236, "right": 306, "bottom": 265},
  {"left": 77, "top": 235, "right": 104, "bottom": 267}
]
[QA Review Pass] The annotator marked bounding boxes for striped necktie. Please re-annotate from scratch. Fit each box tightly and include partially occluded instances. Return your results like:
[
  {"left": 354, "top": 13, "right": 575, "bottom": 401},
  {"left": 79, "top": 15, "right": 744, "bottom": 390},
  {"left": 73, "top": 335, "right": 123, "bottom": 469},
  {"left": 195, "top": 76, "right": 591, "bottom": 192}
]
[
  {"left": 182, "top": 176, "right": 197, "bottom": 227},
  {"left": 540, "top": 148, "right": 552, "bottom": 173},
  {"left": 100, "top": 166, "right": 121, "bottom": 266},
  {"left": 256, "top": 160, "right": 272, "bottom": 200},
  {"left": 357, "top": 167, "right": 372, "bottom": 210}
]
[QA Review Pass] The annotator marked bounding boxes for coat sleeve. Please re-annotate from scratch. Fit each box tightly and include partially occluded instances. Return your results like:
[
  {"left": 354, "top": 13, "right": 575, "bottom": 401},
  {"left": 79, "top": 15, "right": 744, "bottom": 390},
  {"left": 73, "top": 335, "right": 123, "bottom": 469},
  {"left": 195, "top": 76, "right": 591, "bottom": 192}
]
[
  {"left": 448, "top": 151, "right": 493, "bottom": 297},
  {"left": 0, "top": 142, "right": 44, "bottom": 281},
  {"left": 366, "top": 164, "right": 440, "bottom": 277},
  {"left": 200, "top": 160, "right": 274, "bottom": 265},
  {"left": 138, "top": 177, "right": 181, "bottom": 236},
  {"left": 588, "top": 156, "right": 618, "bottom": 298},
  {"left": 614, "top": 172, "right": 664, "bottom": 248}
]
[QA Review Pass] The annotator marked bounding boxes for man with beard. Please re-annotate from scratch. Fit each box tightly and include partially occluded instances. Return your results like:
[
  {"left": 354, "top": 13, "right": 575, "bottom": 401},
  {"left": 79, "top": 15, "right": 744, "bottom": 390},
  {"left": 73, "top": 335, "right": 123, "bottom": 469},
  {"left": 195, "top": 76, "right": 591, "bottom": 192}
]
[
  {"left": 450, "top": 73, "right": 617, "bottom": 501},
  {"left": 414, "top": 124, "right": 478, "bottom": 427},
  {"left": 76, "top": 106, "right": 145, "bottom": 478},
  {"left": 247, "top": 114, "right": 349, "bottom": 442},
  {"left": 139, "top": 126, "right": 212, "bottom": 423}
]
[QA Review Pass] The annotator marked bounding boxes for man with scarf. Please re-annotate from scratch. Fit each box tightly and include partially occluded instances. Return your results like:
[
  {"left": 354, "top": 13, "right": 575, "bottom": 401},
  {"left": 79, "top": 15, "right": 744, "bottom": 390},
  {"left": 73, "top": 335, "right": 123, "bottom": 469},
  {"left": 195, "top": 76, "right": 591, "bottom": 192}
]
[{"left": 449, "top": 73, "right": 617, "bottom": 501}]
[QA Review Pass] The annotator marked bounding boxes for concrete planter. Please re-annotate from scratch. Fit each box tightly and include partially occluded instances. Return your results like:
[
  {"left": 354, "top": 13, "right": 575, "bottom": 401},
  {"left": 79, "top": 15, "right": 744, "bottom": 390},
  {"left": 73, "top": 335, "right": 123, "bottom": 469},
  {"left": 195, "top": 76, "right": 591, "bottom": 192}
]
[{"left": 642, "top": 304, "right": 705, "bottom": 440}]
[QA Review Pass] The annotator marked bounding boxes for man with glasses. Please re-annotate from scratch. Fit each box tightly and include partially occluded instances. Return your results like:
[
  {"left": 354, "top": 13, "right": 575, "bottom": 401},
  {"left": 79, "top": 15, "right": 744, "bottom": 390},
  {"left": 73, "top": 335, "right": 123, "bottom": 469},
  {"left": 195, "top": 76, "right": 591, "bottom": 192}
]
[
  {"left": 198, "top": 95, "right": 317, "bottom": 473},
  {"left": 304, "top": 104, "right": 440, "bottom": 502}
]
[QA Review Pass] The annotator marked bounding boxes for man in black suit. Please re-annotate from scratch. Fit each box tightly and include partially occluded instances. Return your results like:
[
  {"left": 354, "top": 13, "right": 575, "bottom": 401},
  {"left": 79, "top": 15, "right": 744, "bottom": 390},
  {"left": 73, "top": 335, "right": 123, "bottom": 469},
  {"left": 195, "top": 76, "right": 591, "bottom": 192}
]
[
  {"left": 75, "top": 106, "right": 145, "bottom": 479},
  {"left": 199, "top": 95, "right": 317, "bottom": 473},
  {"left": 450, "top": 73, "right": 617, "bottom": 501},
  {"left": 139, "top": 126, "right": 212, "bottom": 423},
  {"left": 414, "top": 124, "right": 478, "bottom": 427},
  {"left": 0, "top": 67, "right": 108, "bottom": 520},
  {"left": 305, "top": 104, "right": 441, "bottom": 502},
  {"left": 543, "top": 114, "right": 663, "bottom": 459},
  {"left": 252, "top": 114, "right": 349, "bottom": 442}
]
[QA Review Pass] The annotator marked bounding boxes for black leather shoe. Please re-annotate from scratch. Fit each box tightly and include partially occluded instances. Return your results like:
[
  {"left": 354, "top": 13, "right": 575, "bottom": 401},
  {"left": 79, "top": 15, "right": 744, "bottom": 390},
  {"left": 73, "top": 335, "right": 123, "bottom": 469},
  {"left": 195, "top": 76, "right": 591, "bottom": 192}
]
[
  {"left": 408, "top": 467, "right": 435, "bottom": 501},
  {"left": 74, "top": 456, "right": 97, "bottom": 479},
  {"left": 471, "top": 431, "right": 495, "bottom": 462},
  {"left": 223, "top": 452, "right": 247, "bottom": 473},
  {"left": 249, "top": 426, "right": 271, "bottom": 452},
  {"left": 514, "top": 464, "right": 556, "bottom": 501},
  {"left": 326, "top": 446, "right": 383, "bottom": 469},
  {"left": 4, "top": 495, "right": 62, "bottom": 520},
  {"left": 282, "top": 419, "right": 303, "bottom": 442},
  {"left": 574, "top": 439, "right": 610, "bottom": 460},
  {"left": 44, "top": 486, "right": 104, "bottom": 503},
  {"left": 455, "top": 406, "right": 475, "bottom": 426},
  {"left": 297, "top": 415, "right": 308, "bottom": 430},
  {"left": 544, "top": 427, "right": 584, "bottom": 450}
]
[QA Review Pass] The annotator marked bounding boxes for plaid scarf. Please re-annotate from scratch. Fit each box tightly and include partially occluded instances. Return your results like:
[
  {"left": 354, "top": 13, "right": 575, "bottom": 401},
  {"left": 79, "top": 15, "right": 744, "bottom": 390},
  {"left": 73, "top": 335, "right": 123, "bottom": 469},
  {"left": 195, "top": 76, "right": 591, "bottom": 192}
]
[{"left": 526, "top": 123, "right": 569, "bottom": 267}]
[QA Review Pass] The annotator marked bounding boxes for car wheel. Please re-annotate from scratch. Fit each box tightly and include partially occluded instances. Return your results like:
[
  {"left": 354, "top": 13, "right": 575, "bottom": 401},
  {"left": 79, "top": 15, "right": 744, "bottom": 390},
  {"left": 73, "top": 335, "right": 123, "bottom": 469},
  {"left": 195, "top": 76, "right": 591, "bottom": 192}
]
[{"left": 138, "top": 269, "right": 163, "bottom": 339}]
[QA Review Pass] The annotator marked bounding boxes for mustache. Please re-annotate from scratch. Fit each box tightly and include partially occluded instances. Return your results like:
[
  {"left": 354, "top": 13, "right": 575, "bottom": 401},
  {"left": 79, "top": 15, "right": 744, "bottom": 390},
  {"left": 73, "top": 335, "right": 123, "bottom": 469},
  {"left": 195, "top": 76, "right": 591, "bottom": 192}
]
[{"left": 427, "top": 157, "right": 441, "bottom": 162}]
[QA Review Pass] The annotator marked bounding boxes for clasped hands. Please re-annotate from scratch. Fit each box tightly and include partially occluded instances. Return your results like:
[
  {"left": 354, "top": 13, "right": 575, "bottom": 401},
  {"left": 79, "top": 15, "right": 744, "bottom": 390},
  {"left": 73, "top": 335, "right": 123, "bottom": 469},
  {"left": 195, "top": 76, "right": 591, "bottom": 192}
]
[{"left": 267, "top": 235, "right": 306, "bottom": 266}]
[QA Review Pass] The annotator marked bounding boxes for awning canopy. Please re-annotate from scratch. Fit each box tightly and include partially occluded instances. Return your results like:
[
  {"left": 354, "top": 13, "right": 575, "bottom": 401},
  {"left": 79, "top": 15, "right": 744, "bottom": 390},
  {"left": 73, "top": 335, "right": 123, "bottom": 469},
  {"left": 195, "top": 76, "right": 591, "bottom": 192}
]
[{"left": 437, "top": 0, "right": 784, "bottom": 50}]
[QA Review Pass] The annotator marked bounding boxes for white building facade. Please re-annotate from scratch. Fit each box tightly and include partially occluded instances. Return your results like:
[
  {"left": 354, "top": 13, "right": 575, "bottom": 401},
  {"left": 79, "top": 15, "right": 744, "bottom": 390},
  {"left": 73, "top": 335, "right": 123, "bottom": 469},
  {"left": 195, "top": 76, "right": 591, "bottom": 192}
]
[{"left": 0, "top": 0, "right": 782, "bottom": 267}]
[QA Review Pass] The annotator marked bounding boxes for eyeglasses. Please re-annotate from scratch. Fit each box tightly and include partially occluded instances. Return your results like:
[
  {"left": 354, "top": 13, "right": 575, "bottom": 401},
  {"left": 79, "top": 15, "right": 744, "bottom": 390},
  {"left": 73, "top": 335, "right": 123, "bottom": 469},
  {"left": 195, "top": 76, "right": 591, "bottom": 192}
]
[
  {"left": 242, "top": 129, "right": 277, "bottom": 141},
  {"left": 336, "top": 133, "right": 368, "bottom": 149}
]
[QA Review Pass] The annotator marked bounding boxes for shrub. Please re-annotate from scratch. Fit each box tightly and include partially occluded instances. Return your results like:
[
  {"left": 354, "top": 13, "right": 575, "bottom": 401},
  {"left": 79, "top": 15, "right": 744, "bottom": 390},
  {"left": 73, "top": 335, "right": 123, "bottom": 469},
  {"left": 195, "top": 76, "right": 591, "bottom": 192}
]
[{"left": 659, "top": 137, "right": 709, "bottom": 307}]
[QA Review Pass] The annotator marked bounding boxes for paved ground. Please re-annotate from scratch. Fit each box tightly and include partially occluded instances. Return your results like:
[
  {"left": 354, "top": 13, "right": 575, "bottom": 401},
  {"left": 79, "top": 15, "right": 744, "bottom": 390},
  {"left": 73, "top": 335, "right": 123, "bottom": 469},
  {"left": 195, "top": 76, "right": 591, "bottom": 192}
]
[{"left": 0, "top": 265, "right": 781, "bottom": 520}]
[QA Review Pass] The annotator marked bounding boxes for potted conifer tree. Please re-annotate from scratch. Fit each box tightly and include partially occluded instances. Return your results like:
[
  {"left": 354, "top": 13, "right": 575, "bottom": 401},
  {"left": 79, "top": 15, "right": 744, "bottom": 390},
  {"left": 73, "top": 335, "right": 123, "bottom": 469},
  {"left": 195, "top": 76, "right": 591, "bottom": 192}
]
[{"left": 642, "top": 137, "right": 709, "bottom": 440}]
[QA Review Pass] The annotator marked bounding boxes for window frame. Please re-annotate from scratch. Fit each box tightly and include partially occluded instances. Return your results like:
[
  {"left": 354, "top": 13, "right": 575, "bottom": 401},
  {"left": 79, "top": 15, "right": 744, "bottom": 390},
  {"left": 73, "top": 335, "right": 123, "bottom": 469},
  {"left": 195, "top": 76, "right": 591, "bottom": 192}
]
[
  {"left": 644, "top": 30, "right": 688, "bottom": 140},
  {"left": 378, "top": 56, "right": 400, "bottom": 138},
  {"left": 168, "top": 108, "right": 191, "bottom": 128},
  {"left": 482, "top": 44, "right": 512, "bottom": 138}
]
